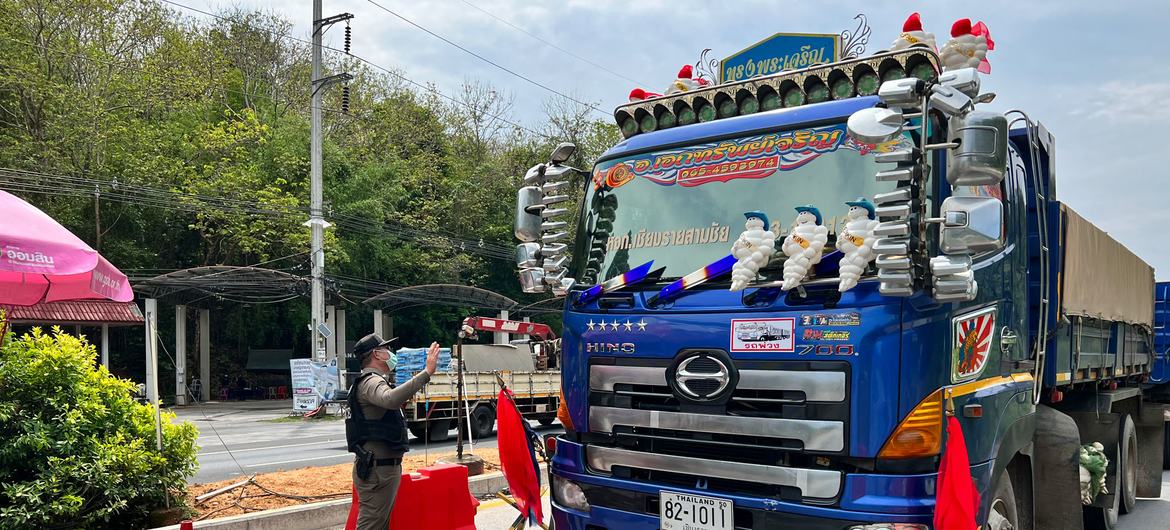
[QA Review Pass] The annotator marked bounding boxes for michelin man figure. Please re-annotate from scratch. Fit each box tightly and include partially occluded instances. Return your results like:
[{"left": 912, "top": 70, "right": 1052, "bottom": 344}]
[
  {"left": 730, "top": 211, "right": 776, "bottom": 292},
  {"left": 836, "top": 199, "right": 879, "bottom": 292},
  {"left": 781, "top": 206, "right": 828, "bottom": 291}
]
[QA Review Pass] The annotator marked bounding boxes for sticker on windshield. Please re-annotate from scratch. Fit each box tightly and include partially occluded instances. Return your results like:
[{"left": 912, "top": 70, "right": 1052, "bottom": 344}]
[
  {"left": 592, "top": 124, "right": 907, "bottom": 191},
  {"left": 730, "top": 318, "right": 795, "bottom": 352}
]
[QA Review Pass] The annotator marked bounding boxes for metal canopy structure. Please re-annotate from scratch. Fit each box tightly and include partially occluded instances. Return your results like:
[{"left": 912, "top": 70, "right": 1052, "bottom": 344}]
[
  {"left": 133, "top": 266, "right": 309, "bottom": 306},
  {"left": 363, "top": 283, "right": 518, "bottom": 312}
]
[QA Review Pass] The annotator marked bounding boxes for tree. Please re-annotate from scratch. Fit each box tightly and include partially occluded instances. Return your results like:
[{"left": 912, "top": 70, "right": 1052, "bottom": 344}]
[{"left": 0, "top": 326, "right": 199, "bottom": 529}]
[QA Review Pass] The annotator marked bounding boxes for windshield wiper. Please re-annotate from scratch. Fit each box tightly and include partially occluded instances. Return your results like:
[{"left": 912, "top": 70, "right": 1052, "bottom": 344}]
[
  {"left": 576, "top": 260, "right": 664, "bottom": 305},
  {"left": 646, "top": 254, "right": 737, "bottom": 307}
]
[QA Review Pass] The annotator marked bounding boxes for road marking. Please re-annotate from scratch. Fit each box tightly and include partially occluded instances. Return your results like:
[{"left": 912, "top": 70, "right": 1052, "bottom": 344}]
[
  {"left": 247, "top": 453, "right": 355, "bottom": 467},
  {"left": 201, "top": 438, "right": 345, "bottom": 456}
]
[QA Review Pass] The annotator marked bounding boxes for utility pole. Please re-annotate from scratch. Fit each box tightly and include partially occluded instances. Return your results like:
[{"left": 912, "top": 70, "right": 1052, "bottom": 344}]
[{"left": 309, "top": 0, "right": 352, "bottom": 361}]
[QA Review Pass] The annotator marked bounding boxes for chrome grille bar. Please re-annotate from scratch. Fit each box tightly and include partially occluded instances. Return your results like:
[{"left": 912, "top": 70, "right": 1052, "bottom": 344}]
[
  {"left": 589, "top": 406, "right": 844, "bottom": 452},
  {"left": 586, "top": 445, "right": 842, "bottom": 499},
  {"left": 590, "top": 365, "right": 846, "bottom": 402}
]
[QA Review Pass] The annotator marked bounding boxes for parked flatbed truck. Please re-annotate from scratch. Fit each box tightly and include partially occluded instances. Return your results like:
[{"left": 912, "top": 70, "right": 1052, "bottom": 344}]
[
  {"left": 514, "top": 37, "right": 1169, "bottom": 530},
  {"left": 402, "top": 369, "right": 560, "bottom": 441}
]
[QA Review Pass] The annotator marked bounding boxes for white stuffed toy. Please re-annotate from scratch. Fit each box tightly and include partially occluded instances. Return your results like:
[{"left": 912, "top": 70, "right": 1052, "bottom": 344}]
[
  {"left": 890, "top": 12, "right": 936, "bottom": 51},
  {"left": 730, "top": 211, "right": 776, "bottom": 292},
  {"left": 940, "top": 18, "right": 994, "bottom": 73},
  {"left": 781, "top": 206, "right": 828, "bottom": 291},
  {"left": 836, "top": 199, "right": 879, "bottom": 292}
]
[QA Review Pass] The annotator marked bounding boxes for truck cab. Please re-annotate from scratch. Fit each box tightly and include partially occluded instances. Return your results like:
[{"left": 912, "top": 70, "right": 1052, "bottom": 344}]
[{"left": 515, "top": 47, "right": 1168, "bottom": 530}]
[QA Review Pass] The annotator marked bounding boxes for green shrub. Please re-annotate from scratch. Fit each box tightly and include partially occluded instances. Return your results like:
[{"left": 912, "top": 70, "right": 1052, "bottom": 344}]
[{"left": 0, "top": 326, "right": 199, "bottom": 529}]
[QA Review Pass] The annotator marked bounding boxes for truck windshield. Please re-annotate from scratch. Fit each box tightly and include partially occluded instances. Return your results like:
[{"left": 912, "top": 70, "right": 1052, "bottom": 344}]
[{"left": 573, "top": 122, "right": 913, "bottom": 285}]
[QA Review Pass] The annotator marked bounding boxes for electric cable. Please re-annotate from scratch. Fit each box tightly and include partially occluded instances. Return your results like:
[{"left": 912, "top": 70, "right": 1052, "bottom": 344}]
[
  {"left": 458, "top": 0, "right": 649, "bottom": 87},
  {"left": 363, "top": 0, "right": 608, "bottom": 116},
  {"left": 156, "top": 0, "right": 554, "bottom": 140}
]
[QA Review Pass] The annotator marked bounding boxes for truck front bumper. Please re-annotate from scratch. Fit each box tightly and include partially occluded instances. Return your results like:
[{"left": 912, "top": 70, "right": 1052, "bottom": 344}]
[{"left": 549, "top": 439, "right": 987, "bottom": 530}]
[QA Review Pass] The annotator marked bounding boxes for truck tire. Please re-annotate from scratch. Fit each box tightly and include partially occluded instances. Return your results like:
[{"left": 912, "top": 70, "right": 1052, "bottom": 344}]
[
  {"left": 1164, "top": 421, "right": 1170, "bottom": 470},
  {"left": 415, "top": 419, "right": 451, "bottom": 442},
  {"left": 986, "top": 472, "right": 1019, "bottom": 530},
  {"left": 469, "top": 404, "right": 496, "bottom": 439},
  {"left": 1119, "top": 415, "right": 1137, "bottom": 514},
  {"left": 538, "top": 417, "right": 556, "bottom": 426}
]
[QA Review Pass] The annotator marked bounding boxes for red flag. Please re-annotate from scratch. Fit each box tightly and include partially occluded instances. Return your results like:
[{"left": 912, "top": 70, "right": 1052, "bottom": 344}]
[
  {"left": 497, "top": 388, "right": 544, "bottom": 524},
  {"left": 934, "top": 416, "right": 980, "bottom": 530}
]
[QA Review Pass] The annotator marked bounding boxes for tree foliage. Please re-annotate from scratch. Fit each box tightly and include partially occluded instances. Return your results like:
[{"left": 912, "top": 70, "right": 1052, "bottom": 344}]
[
  {"left": 0, "top": 0, "right": 619, "bottom": 352},
  {"left": 0, "top": 326, "right": 199, "bottom": 529}
]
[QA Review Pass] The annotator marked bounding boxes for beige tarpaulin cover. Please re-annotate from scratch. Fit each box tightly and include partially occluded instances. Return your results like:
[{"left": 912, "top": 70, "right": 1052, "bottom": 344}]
[{"left": 1061, "top": 205, "right": 1154, "bottom": 328}]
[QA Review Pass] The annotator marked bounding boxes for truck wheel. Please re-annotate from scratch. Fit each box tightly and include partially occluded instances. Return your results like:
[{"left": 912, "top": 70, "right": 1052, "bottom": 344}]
[
  {"left": 1164, "top": 421, "right": 1170, "bottom": 470},
  {"left": 538, "top": 417, "right": 556, "bottom": 426},
  {"left": 987, "top": 472, "right": 1019, "bottom": 530},
  {"left": 470, "top": 404, "right": 496, "bottom": 439},
  {"left": 1084, "top": 438, "right": 1120, "bottom": 530},
  {"left": 408, "top": 423, "right": 427, "bottom": 440},
  {"left": 422, "top": 419, "right": 452, "bottom": 442},
  {"left": 1119, "top": 415, "right": 1137, "bottom": 514}
]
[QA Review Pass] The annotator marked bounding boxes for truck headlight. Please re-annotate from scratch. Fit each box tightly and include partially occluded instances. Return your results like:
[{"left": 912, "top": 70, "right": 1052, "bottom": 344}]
[{"left": 551, "top": 476, "right": 590, "bottom": 512}]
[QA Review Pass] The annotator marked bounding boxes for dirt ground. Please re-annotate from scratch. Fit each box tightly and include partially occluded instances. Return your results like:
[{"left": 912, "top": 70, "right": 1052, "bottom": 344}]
[{"left": 187, "top": 448, "right": 502, "bottom": 521}]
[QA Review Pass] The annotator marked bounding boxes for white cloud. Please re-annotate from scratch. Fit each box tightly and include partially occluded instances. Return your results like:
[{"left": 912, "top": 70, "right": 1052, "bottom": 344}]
[{"left": 1077, "top": 81, "right": 1170, "bottom": 123}]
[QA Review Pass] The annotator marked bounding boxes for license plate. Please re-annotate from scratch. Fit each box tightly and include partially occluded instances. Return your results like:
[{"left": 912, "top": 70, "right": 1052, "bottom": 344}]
[{"left": 659, "top": 491, "right": 733, "bottom": 530}]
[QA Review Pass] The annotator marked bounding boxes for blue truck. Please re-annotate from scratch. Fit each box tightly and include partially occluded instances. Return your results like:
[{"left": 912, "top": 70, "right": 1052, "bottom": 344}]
[{"left": 514, "top": 47, "right": 1170, "bottom": 530}]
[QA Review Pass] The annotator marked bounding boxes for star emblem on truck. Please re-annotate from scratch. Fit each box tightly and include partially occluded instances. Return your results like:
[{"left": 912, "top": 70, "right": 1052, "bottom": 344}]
[{"left": 584, "top": 319, "right": 649, "bottom": 333}]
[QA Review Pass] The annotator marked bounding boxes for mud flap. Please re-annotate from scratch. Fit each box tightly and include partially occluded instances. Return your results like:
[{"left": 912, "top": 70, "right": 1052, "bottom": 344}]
[
  {"left": 1134, "top": 403, "right": 1167, "bottom": 498},
  {"left": 1033, "top": 405, "right": 1085, "bottom": 530}
]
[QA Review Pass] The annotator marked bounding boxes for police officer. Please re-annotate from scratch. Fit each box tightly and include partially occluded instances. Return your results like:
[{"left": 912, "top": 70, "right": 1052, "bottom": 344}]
[{"left": 346, "top": 334, "right": 440, "bottom": 530}]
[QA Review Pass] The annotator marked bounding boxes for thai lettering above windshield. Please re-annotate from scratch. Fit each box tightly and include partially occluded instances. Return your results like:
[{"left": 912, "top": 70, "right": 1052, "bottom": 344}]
[{"left": 593, "top": 124, "right": 893, "bottom": 190}]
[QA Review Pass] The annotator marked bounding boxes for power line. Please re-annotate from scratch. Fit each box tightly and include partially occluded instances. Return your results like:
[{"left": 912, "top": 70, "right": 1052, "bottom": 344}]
[
  {"left": 156, "top": 0, "right": 553, "bottom": 140},
  {"left": 363, "top": 0, "right": 608, "bottom": 117},
  {"left": 0, "top": 167, "right": 519, "bottom": 261},
  {"left": 458, "top": 0, "right": 649, "bottom": 87}
]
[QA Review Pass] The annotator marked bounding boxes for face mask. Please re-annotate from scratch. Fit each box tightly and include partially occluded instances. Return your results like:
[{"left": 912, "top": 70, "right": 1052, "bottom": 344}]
[{"left": 385, "top": 351, "right": 398, "bottom": 371}]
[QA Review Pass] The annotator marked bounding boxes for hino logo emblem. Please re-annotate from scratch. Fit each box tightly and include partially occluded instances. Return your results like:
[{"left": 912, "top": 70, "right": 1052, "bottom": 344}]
[
  {"left": 586, "top": 342, "right": 636, "bottom": 354},
  {"left": 674, "top": 354, "right": 731, "bottom": 400}
]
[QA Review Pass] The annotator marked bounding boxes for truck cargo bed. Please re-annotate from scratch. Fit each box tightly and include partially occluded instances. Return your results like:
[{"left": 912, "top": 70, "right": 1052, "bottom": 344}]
[{"left": 1046, "top": 204, "right": 1154, "bottom": 386}]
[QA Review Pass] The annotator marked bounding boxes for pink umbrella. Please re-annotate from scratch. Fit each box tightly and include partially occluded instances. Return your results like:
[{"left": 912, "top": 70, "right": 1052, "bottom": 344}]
[{"left": 0, "top": 190, "right": 134, "bottom": 306}]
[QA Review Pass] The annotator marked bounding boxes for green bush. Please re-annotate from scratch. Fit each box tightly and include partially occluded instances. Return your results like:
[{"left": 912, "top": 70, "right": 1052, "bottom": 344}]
[{"left": 0, "top": 326, "right": 199, "bottom": 529}]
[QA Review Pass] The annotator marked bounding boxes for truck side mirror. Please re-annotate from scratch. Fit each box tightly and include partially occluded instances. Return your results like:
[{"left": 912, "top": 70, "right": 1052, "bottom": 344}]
[
  {"left": 550, "top": 142, "right": 577, "bottom": 165},
  {"left": 947, "top": 111, "right": 1008, "bottom": 187},
  {"left": 519, "top": 267, "right": 546, "bottom": 293},
  {"left": 515, "top": 186, "right": 544, "bottom": 242},
  {"left": 516, "top": 243, "right": 540, "bottom": 268},
  {"left": 939, "top": 196, "right": 1004, "bottom": 254}
]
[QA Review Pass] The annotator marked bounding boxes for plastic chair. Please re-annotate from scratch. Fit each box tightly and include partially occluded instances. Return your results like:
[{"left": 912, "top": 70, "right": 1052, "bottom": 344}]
[
  {"left": 268, "top": 387, "right": 278, "bottom": 399},
  {"left": 276, "top": 386, "right": 289, "bottom": 399},
  {"left": 218, "top": 388, "right": 229, "bottom": 401}
]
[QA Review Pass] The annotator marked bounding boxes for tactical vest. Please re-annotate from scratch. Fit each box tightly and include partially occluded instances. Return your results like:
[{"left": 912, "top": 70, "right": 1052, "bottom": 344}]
[{"left": 345, "top": 372, "right": 409, "bottom": 453}]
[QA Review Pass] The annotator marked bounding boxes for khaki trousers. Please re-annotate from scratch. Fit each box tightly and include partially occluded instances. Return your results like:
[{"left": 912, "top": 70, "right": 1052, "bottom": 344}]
[{"left": 353, "top": 461, "right": 403, "bottom": 530}]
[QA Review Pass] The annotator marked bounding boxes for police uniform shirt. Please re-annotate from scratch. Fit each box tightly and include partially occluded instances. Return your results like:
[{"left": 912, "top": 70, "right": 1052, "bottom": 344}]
[{"left": 355, "top": 367, "right": 431, "bottom": 458}]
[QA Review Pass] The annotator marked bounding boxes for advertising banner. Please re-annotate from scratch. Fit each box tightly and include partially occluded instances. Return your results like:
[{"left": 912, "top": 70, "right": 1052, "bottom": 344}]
[{"left": 289, "top": 358, "right": 341, "bottom": 411}]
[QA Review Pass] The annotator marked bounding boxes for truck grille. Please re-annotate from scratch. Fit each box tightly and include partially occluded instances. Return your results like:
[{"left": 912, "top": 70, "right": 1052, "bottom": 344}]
[{"left": 585, "top": 356, "right": 849, "bottom": 502}]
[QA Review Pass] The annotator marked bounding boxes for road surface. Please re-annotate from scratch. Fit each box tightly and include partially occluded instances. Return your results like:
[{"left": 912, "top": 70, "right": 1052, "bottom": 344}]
[
  {"left": 176, "top": 400, "right": 561, "bottom": 483},
  {"left": 176, "top": 402, "right": 1169, "bottom": 528}
]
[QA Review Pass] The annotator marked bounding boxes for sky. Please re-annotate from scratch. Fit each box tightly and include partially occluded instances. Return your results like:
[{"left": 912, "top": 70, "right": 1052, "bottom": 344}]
[{"left": 190, "top": 0, "right": 1170, "bottom": 277}]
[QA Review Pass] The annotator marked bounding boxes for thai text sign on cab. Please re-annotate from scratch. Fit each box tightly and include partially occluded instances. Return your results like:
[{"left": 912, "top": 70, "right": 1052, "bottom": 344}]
[{"left": 720, "top": 33, "right": 840, "bottom": 83}]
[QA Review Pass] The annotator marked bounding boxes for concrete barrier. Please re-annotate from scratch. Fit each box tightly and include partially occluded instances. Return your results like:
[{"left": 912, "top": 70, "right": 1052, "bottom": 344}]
[{"left": 152, "top": 465, "right": 546, "bottom": 530}]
